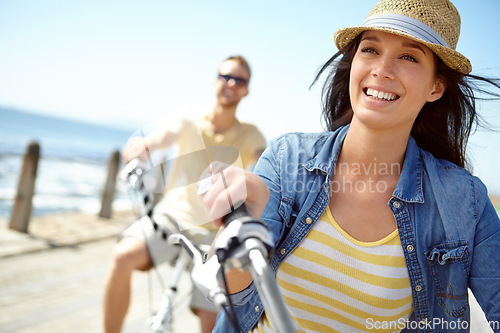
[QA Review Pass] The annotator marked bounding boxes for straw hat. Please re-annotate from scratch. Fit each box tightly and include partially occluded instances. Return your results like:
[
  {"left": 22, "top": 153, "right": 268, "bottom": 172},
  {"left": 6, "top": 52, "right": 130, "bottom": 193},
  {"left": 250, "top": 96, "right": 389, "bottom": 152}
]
[{"left": 334, "top": 0, "right": 472, "bottom": 74}]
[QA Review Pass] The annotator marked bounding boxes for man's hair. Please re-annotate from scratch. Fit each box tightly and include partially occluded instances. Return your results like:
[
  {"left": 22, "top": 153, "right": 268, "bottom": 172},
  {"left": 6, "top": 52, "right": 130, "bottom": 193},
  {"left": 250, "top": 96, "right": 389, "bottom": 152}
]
[{"left": 223, "top": 55, "right": 251, "bottom": 80}]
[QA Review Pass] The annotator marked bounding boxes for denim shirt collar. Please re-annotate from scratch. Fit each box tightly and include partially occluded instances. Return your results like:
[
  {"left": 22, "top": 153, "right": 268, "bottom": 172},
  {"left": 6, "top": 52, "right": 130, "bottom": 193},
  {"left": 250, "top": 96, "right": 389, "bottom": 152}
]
[
  {"left": 393, "top": 136, "right": 424, "bottom": 204},
  {"left": 303, "top": 125, "right": 348, "bottom": 176},
  {"left": 303, "top": 125, "right": 424, "bottom": 204}
]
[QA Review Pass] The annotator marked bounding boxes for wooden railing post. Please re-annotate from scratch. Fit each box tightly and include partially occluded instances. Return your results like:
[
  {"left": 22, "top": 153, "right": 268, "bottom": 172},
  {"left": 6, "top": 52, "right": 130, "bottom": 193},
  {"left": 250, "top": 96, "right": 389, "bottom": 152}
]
[
  {"left": 99, "top": 150, "right": 121, "bottom": 219},
  {"left": 9, "top": 141, "right": 40, "bottom": 233}
]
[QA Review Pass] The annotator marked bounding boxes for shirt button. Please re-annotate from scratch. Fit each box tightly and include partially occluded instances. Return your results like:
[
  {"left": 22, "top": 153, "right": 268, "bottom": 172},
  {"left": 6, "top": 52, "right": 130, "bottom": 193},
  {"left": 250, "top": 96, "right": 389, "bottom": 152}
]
[
  {"left": 393, "top": 201, "right": 401, "bottom": 208},
  {"left": 255, "top": 306, "right": 260, "bottom": 312},
  {"left": 305, "top": 217, "right": 312, "bottom": 224},
  {"left": 415, "top": 285, "right": 422, "bottom": 292},
  {"left": 406, "top": 245, "right": 414, "bottom": 252},
  {"left": 280, "top": 248, "right": 286, "bottom": 255}
]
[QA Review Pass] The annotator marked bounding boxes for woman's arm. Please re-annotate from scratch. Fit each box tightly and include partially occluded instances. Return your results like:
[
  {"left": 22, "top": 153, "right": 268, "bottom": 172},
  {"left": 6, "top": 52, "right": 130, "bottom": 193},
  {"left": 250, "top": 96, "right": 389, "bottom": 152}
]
[{"left": 468, "top": 177, "right": 500, "bottom": 328}]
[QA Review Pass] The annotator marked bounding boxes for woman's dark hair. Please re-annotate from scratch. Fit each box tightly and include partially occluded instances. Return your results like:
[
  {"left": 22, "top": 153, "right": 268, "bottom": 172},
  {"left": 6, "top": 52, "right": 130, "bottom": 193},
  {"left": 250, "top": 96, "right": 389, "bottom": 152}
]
[{"left": 312, "top": 35, "right": 500, "bottom": 169}]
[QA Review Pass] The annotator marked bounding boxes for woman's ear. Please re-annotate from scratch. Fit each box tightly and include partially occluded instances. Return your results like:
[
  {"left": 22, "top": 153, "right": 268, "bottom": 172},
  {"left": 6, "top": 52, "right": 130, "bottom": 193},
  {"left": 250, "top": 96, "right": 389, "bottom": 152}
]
[{"left": 427, "top": 78, "right": 447, "bottom": 102}]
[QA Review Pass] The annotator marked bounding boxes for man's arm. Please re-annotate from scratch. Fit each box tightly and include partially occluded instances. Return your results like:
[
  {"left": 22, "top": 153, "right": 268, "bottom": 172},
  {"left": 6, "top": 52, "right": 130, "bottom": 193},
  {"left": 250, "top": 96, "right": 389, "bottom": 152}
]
[{"left": 122, "top": 119, "right": 183, "bottom": 164}]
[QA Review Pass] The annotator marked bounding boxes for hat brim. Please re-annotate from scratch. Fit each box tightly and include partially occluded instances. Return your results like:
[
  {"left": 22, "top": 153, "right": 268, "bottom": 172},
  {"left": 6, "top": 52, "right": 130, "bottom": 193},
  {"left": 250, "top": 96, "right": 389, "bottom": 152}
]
[{"left": 334, "top": 26, "right": 471, "bottom": 74}]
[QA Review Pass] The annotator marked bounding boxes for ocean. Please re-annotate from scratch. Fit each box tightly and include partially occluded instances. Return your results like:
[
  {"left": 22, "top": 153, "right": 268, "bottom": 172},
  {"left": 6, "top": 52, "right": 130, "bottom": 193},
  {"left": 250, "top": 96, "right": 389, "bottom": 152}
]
[
  {"left": 1, "top": 108, "right": 498, "bottom": 220},
  {"left": 0, "top": 108, "right": 135, "bottom": 218}
]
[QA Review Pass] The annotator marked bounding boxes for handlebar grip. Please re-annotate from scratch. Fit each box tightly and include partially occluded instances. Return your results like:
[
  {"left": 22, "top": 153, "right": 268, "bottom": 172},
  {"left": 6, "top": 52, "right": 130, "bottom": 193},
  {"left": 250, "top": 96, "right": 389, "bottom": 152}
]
[{"left": 222, "top": 201, "right": 250, "bottom": 226}]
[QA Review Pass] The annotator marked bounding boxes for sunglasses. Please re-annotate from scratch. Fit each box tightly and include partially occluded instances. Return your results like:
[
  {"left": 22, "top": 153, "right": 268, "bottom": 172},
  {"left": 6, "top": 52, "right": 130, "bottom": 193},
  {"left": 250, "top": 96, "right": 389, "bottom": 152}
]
[{"left": 218, "top": 74, "right": 248, "bottom": 87}]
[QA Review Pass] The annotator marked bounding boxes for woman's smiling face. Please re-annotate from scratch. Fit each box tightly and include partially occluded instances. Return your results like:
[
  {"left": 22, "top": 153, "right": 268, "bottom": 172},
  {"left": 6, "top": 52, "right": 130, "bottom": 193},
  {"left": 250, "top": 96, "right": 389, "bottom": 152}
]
[{"left": 349, "top": 30, "right": 446, "bottom": 132}]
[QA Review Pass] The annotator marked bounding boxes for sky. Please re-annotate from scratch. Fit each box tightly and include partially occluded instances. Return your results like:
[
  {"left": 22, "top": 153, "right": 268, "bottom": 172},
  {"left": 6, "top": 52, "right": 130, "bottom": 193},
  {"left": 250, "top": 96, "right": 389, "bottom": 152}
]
[{"left": 1, "top": 0, "right": 500, "bottom": 193}]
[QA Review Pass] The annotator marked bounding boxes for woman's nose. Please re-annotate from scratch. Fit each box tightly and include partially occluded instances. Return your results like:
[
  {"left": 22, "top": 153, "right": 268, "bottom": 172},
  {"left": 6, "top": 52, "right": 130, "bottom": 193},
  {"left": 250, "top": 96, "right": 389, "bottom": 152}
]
[{"left": 372, "top": 57, "right": 395, "bottom": 80}]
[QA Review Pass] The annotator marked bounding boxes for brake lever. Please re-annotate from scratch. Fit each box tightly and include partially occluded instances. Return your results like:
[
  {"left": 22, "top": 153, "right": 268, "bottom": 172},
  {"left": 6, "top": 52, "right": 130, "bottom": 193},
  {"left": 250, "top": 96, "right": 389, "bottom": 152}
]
[{"left": 168, "top": 234, "right": 228, "bottom": 307}]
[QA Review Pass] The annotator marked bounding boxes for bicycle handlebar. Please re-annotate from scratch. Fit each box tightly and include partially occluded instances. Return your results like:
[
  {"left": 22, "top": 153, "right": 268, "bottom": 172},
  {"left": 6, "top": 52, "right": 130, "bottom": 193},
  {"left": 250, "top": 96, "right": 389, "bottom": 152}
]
[
  {"left": 215, "top": 202, "right": 273, "bottom": 264},
  {"left": 222, "top": 202, "right": 252, "bottom": 225},
  {"left": 121, "top": 158, "right": 158, "bottom": 218},
  {"left": 168, "top": 203, "right": 297, "bottom": 333},
  {"left": 121, "top": 158, "right": 147, "bottom": 190}
]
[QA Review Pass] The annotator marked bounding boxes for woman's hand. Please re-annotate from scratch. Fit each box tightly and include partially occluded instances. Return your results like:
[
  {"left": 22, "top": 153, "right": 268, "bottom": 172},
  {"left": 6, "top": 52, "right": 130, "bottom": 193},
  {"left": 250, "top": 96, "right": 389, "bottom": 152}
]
[
  {"left": 198, "top": 162, "right": 270, "bottom": 228},
  {"left": 198, "top": 162, "right": 269, "bottom": 294}
]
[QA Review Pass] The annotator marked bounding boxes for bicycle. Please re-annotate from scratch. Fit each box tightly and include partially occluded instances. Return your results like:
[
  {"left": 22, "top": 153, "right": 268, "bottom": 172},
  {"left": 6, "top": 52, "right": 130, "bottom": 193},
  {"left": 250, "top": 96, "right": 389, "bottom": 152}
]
[
  {"left": 121, "top": 158, "right": 208, "bottom": 333},
  {"left": 168, "top": 201, "right": 297, "bottom": 333}
]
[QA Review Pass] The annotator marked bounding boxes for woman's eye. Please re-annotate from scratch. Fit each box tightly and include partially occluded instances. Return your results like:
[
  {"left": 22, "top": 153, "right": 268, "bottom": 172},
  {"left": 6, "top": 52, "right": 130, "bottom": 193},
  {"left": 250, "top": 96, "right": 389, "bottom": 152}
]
[
  {"left": 361, "top": 47, "right": 377, "bottom": 54},
  {"left": 401, "top": 54, "right": 418, "bottom": 62}
]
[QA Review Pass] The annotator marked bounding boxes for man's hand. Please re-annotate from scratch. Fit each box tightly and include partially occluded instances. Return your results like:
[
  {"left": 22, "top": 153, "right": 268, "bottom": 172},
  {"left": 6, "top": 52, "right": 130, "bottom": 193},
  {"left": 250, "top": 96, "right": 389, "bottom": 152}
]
[{"left": 122, "top": 137, "right": 151, "bottom": 164}]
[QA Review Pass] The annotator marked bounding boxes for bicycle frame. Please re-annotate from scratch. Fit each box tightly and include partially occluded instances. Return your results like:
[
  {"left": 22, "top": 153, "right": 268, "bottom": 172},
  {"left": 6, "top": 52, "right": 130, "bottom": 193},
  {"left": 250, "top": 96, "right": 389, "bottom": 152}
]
[
  {"left": 122, "top": 158, "right": 190, "bottom": 333},
  {"left": 147, "top": 249, "right": 189, "bottom": 333}
]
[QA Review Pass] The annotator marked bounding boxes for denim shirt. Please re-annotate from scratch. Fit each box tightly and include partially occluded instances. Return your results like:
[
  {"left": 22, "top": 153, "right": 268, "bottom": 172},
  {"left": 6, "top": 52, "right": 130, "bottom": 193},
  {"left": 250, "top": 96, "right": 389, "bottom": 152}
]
[{"left": 213, "top": 125, "right": 500, "bottom": 333}]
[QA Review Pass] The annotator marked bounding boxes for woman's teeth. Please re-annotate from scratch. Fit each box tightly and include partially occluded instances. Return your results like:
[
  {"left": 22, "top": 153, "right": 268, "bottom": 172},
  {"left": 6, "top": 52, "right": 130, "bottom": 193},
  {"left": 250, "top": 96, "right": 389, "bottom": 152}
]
[{"left": 366, "top": 88, "right": 398, "bottom": 101}]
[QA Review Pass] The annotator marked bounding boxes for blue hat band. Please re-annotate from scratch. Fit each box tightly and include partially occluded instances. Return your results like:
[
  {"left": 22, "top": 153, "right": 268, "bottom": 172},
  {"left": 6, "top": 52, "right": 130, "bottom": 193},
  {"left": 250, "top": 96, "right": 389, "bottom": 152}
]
[{"left": 361, "top": 13, "right": 449, "bottom": 48}]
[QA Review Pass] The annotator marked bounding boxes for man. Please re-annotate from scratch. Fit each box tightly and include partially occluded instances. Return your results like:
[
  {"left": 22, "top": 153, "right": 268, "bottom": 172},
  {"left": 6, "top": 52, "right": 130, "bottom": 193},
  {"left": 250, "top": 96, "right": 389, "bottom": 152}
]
[{"left": 103, "top": 55, "right": 267, "bottom": 333}]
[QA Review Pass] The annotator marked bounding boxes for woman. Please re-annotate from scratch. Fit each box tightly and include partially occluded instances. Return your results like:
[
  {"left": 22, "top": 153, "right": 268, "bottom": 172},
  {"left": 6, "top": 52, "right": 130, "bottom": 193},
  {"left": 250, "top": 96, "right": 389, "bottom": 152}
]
[{"left": 202, "top": 0, "right": 500, "bottom": 332}]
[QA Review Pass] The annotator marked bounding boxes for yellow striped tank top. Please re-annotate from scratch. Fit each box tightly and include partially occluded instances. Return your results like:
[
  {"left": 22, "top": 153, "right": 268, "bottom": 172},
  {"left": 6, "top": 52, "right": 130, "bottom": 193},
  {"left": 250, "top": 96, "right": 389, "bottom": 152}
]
[{"left": 253, "top": 206, "right": 413, "bottom": 333}]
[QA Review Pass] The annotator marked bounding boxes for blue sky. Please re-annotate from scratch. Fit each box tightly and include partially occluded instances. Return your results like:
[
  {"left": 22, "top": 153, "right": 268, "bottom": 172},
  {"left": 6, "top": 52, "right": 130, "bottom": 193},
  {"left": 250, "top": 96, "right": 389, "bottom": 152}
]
[{"left": 1, "top": 0, "right": 500, "bottom": 193}]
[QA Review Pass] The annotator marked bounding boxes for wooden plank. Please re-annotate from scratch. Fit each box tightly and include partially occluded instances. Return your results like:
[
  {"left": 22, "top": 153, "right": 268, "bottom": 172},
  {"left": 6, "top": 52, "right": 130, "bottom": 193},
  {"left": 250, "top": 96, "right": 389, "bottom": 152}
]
[{"left": 0, "top": 239, "right": 199, "bottom": 333}]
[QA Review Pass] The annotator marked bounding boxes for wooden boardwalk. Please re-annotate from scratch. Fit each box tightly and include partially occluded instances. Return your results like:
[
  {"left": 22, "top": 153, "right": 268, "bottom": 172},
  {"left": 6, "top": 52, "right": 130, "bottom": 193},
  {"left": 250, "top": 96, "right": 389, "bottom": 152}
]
[
  {"left": 0, "top": 237, "right": 199, "bottom": 333},
  {"left": 0, "top": 209, "right": 200, "bottom": 333}
]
